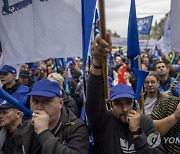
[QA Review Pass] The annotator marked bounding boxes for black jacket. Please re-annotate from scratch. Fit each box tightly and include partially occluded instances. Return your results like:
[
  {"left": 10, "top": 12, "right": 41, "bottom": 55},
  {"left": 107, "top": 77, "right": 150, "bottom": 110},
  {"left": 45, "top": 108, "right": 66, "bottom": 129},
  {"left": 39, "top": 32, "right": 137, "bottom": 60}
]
[
  {"left": 63, "top": 91, "right": 79, "bottom": 117},
  {"left": 86, "top": 73, "right": 165, "bottom": 154}
]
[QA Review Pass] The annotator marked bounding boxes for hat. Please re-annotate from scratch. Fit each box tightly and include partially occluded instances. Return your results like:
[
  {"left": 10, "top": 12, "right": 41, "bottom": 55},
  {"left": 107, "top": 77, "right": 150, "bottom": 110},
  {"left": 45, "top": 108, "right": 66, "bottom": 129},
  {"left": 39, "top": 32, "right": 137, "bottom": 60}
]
[
  {"left": 19, "top": 70, "right": 31, "bottom": 78},
  {"left": 27, "top": 79, "right": 63, "bottom": 98},
  {"left": 110, "top": 63, "right": 115, "bottom": 69},
  {"left": 29, "top": 64, "right": 39, "bottom": 71},
  {"left": 69, "top": 60, "right": 75, "bottom": 66},
  {"left": 0, "top": 65, "right": 16, "bottom": 74},
  {"left": 110, "top": 84, "right": 134, "bottom": 101},
  {"left": 0, "top": 99, "right": 16, "bottom": 109}
]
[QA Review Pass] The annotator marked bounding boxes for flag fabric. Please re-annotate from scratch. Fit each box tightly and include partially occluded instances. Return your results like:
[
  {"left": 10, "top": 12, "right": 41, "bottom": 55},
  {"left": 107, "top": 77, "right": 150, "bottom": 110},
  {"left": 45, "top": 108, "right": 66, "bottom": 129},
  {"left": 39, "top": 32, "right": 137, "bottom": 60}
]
[
  {"left": 55, "top": 58, "right": 65, "bottom": 68},
  {"left": 118, "top": 64, "right": 127, "bottom": 84},
  {"left": 163, "top": 13, "right": 171, "bottom": 54},
  {"left": 170, "top": 0, "right": 180, "bottom": 52},
  {"left": 127, "top": 0, "right": 140, "bottom": 73},
  {"left": 154, "top": 45, "right": 161, "bottom": 57},
  {"left": 0, "top": 0, "right": 96, "bottom": 65},
  {"left": 94, "top": 8, "right": 99, "bottom": 38},
  {"left": 152, "top": 45, "right": 161, "bottom": 60},
  {"left": 137, "top": 16, "right": 153, "bottom": 35},
  {"left": 82, "top": 0, "right": 96, "bottom": 74}
]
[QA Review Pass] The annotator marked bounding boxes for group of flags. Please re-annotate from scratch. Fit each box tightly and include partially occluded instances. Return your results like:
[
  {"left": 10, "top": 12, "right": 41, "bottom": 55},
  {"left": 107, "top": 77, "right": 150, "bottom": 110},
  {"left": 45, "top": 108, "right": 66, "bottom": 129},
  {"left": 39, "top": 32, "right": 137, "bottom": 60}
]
[
  {"left": 0, "top": 0, "right": 178, "bottom": 117},
  {"left": 0, "top": 0, "right": 155, "bottom": 68}
]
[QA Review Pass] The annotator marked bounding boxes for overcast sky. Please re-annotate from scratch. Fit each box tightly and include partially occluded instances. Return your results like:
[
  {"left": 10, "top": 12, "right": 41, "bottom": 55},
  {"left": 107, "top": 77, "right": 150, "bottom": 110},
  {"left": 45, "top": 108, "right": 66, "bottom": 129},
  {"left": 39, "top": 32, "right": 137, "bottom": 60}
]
[{"left": 105, "top": 0, "right": 171, "bottom": 37}]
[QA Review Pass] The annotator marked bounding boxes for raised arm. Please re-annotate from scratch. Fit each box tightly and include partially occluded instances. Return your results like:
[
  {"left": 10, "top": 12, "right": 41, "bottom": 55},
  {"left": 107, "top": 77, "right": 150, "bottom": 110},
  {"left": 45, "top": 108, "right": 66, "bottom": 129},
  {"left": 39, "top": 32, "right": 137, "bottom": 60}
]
[{"left": 85, "top": 32, "right": 112, "bottom": 132}]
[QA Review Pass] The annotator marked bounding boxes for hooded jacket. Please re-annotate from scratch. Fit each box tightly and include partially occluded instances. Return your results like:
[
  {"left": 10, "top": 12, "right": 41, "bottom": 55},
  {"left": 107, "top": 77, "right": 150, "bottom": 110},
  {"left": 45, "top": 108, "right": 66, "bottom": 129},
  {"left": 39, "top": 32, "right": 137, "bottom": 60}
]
[{"left": 11, "top": 107, "right": 89, "bottom": 154}]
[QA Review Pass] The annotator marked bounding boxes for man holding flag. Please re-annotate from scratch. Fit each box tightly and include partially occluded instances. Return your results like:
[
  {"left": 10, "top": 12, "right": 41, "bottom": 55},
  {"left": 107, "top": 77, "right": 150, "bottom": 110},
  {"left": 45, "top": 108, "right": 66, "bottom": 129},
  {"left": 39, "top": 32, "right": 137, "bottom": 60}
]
[{"left": 85, "top": 31, "right": 164, "bottom": 154}]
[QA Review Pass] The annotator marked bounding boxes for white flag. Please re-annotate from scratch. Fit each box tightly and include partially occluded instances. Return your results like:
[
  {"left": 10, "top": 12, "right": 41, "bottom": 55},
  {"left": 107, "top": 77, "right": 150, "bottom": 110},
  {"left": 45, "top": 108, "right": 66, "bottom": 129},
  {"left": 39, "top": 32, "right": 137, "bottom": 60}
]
[
  {"left": 170, "top": 0, "right": 180, "bottom": 52},
  {"left": 0, "top": 0, "right": 82, "bottom": 65},
  {"left": 163, "top": 13, "right": 171, "bottom": 54}
]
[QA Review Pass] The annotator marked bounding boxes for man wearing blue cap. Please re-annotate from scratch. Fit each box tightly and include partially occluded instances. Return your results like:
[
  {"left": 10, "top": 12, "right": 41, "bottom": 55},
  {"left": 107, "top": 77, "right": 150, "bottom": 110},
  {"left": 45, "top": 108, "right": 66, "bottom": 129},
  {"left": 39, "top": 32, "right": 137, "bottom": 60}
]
[
  {"left": 0, "top": 99, "right": 23, "bottom": 153},
  {"left": 12, "top": 79, "right": 89, "bottom": 154},
  {"left": 0, "top": 65, "right": 30, "bottom": 120},
  {"left": 30, "top": 64, "right": 45, "bottom": 81},
  {"left": 86, "top": 32, "right": 164, "bottom": 154}
]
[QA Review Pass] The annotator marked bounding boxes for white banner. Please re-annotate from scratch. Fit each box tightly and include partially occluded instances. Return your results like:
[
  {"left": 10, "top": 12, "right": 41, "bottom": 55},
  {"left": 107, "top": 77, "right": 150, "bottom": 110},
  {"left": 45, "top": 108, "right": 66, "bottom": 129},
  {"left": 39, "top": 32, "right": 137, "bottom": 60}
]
[{"left": 0, "top": 0, "right": 82, "bottom": 65}]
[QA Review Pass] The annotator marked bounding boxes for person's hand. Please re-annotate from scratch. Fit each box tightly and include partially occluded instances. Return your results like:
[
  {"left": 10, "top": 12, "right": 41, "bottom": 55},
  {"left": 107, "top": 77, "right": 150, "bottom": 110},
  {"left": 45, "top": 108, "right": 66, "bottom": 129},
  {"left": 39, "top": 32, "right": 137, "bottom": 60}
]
[
  {"left": 126, "top": 101, "right": 141, "bottom": 132},
  {"left": 172, "top": 103, "right": 180, "bottom": 121},
  {"left": 163, "top": 90, "right": 171, "bottom": 96},
  {"left": 31, "top": 110, "right": 49, "bottom": 134},
  {"left": 92, "top": 32, "right": 112, "bottom": 66}
]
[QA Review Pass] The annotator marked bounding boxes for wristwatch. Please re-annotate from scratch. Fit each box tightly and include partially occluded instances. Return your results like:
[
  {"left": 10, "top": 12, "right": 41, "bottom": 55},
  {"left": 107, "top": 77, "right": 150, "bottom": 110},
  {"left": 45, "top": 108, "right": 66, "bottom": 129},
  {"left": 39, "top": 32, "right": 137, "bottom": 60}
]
[{"left": 131, "top": 128, "right": 142, "bottom": 136}]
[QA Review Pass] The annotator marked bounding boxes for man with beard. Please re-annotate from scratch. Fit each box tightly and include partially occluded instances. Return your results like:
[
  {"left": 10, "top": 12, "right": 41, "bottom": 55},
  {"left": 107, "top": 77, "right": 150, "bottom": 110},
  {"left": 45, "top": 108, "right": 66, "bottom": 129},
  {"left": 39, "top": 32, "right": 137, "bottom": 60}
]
[{"left": 86, "top": 32, "right": 164, "bottom": 154}]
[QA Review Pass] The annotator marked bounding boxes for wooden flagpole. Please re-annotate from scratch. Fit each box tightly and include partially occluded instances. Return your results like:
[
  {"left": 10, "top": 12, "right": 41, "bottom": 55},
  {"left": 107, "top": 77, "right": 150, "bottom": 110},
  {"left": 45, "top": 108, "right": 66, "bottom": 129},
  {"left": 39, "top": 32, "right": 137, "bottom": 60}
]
[{"left": 98, "top": 0, "right": 109, "bottom": 100}]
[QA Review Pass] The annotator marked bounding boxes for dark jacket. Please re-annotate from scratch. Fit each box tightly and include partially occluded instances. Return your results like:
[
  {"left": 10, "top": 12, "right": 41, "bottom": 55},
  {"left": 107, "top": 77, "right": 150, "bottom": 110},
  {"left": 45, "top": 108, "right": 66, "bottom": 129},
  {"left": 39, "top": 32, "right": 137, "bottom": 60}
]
[
  {"left": 86, "top": 73, "right": 165, "bottom": 154},
  {"left": 63, "top": 91, "right": 79, "bottom": 117},
  {"left": 11, "top": 107, "right": 89, "bottom": 154},
  {"left": 2, "top": 82, "right": 30, "bottom": 106}
]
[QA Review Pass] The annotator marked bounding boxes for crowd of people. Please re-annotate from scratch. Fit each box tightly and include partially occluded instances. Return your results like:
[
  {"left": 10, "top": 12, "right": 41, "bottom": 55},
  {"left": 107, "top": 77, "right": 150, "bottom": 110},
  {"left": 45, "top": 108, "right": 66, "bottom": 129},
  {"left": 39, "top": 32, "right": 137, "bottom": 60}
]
[{"left": 0, "top": 32, "right": 180, "bottom": 153}]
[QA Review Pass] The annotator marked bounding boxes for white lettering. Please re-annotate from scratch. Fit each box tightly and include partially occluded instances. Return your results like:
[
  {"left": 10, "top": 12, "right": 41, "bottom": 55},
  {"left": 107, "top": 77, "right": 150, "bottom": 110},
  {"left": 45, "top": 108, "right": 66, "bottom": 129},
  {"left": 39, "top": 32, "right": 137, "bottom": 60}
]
[
  {"left": 163, "top": 137, "right": 169, "bottom": 144},
  {"left": 169, "top": 137, "right": 175, "bottom": 144}
]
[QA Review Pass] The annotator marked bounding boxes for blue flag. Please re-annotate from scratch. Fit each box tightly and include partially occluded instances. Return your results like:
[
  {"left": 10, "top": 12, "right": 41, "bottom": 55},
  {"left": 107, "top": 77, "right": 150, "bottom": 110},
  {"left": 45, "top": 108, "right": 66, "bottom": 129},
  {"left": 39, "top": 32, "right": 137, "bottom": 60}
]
[
  {"left": 127, "top": 0, "right": 140, "bottom": 73},
  {"left": 55, "top": 58, "right": 65, "bottom": 68},
  {"left": 82, "top": 0, "right": 96, "bottom": 74},
  {"left": 137, "top": 16, "right": 153, "bottom": 35},
  {"left": 94, "top": 8, "right": 99, "bottom": 38},
  {"left": 152, "top": 45, "right": 161, "bottom": 60}
]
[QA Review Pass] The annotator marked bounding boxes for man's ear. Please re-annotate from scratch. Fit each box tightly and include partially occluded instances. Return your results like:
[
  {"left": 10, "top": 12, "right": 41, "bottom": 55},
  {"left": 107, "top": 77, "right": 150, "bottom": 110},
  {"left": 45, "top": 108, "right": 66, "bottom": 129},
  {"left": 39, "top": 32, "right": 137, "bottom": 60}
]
[
  {"left": 60, "top": 98, "right": 64, "bottom": 106},
  {"left": 16, "top": 111, "right": 23, "bottom": 119}
]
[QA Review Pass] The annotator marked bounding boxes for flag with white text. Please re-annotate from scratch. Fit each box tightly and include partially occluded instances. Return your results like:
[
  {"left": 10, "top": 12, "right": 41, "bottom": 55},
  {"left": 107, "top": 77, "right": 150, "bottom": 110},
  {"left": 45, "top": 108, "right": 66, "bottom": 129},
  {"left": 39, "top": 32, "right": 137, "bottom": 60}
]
[
  {"left": 137, "top": 16, "right": 153, "bottom": 35},
  {"left": 0, "top": 0, "right": 96, "bottom": 65}
]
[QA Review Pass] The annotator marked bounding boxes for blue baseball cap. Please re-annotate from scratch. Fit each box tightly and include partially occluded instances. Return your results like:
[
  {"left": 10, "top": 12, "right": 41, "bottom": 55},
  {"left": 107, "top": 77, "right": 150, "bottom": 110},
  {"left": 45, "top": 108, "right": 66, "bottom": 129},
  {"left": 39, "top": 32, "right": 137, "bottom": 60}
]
[
  {"left": 27, "top": 79, "right": 63, "bottom": 98},
  {"left": 110, "top": 63, "right": 115, "bottom": 69},
  {"left": 29, "top": 64, "right": 39, "bottom": 71},
  {"left": 69, "top": 60, "right": 75, "bottom": 65},
  {"left": 110, "top": 84, "right": 134, "bottom": 101},
  {"left": 0, "top": 99, "right": 16, "bottom": 109},
  {"left": 19, "top": 70, "right": 31, "bottom": 78},
  {"left": 0, "top": 65, "right": 16, "bottom": 74}
]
